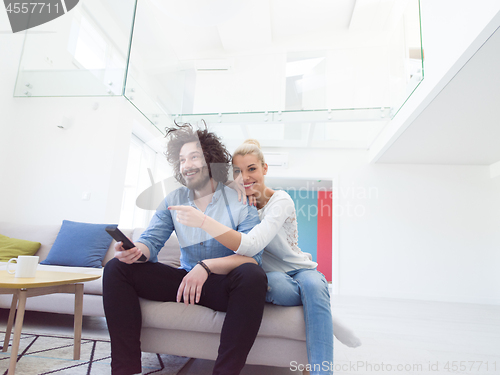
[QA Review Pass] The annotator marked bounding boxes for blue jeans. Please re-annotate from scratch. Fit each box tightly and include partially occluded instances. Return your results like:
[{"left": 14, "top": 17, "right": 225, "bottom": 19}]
[{"left": 266, "top": 269, "right": 333, "bottom": 375}]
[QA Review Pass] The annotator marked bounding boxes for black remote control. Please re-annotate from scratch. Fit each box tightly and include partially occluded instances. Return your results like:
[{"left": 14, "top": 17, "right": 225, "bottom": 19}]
[{"left": 105, "top": 226, "right": 147, "bottom": 262}]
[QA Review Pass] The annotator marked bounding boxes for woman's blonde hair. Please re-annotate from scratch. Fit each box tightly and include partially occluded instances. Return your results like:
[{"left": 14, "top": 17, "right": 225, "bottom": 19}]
[{"left": 233, "top": 139, "right": 265, "bottom": 166}]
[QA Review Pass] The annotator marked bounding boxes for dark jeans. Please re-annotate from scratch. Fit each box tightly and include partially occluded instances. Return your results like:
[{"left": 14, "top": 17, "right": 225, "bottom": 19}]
[{"left": 102, "top": 258, "right": 267, "bottom": 375}]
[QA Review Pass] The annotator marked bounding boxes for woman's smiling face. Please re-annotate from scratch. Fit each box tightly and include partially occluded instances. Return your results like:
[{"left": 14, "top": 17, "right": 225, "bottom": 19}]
[{"left": 232, "top": 153, "right": 268, "bottom": 197}]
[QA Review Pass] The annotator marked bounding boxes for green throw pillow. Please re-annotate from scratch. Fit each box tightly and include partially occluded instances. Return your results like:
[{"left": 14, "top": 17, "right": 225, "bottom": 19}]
[{"left": 0, "top": 234, "right": 41, "bottom": 262}]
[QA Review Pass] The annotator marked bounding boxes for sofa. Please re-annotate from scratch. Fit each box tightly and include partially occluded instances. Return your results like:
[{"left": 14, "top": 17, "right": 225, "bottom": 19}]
[{"left": 0, "top": 222, "right": 309, "bottom": 370}]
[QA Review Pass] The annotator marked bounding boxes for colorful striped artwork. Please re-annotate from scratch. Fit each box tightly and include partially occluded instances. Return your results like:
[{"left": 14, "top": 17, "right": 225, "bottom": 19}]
[
  {"left": 286, "top": 190, "right": 333, "bottom": 282},
  {"left": 317, "top": 191, "right": 333, "bottom": 281}
]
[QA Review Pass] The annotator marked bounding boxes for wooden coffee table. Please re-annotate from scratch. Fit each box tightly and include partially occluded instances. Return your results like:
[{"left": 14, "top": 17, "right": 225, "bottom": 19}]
[{"left": 0, "top": 270, "right": 101, "bottom": 375}]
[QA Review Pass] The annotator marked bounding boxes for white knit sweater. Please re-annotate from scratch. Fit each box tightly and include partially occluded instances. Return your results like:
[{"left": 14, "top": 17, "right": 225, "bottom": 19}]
[{"left": 236, "top": 190, "right": 317, "bottom": 273}]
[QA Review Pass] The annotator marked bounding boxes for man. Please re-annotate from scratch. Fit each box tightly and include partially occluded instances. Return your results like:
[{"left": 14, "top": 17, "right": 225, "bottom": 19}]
[{"left": 102, "top": 123, "right": 266, "bottom": 375}]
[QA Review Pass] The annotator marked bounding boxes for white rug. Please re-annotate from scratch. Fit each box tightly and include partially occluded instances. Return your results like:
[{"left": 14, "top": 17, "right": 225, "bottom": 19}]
[{"left": 0, "top": 331, "right": 191, "bottom": 375}]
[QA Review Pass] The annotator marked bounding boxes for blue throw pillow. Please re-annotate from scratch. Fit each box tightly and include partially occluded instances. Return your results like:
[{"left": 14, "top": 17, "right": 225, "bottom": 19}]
[{"left": 41, "top": 220, "right": 115, "bottom": 268}]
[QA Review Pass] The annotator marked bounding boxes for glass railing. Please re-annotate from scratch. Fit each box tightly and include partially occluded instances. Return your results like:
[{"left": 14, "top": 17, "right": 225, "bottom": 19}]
[
  {"left": 124, "top": 0, "right": 423, "bottom": 139},
  {"left": 14, "top": 0, "right": 423, "bottom": 148},
  {"left": 14, "top": 0, "right": 136, "bottom": 97}
]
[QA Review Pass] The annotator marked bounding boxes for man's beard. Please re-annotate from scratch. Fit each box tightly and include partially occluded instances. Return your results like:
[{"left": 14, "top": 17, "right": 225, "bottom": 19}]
[{"left": 184, "top": 166, "right": 211, "bottom": 191}]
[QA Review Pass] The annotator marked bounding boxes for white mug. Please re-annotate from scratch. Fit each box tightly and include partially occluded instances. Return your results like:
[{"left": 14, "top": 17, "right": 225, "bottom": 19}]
[{"left": 7, "top": 256, "right": 39, "bottom": 278}]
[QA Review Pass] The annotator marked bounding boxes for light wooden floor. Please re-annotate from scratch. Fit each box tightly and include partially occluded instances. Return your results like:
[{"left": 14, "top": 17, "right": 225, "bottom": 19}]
[
  {"left": 1, "top": 295, "right": 499, "bottom": 374},
  {"left": 331, "top": 295, "right": 500, "bottom": 375}
]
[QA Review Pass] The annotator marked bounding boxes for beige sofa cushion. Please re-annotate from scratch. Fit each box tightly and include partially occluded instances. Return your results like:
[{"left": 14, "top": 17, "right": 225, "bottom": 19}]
[
  {"left": 132, "top": 229, "right": 181, "bottom": 268},
  {"left": 0, "top": 222, "right": 60, "bottom": 262},
  {"left": 140, "top": 299, "right": 306, "bottom": 341},
  {"left": 36, "top": 264, "right": 103, "bottom": 295}
]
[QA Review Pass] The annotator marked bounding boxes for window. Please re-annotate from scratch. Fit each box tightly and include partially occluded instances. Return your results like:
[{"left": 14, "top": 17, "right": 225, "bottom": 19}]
[{"left": 119, "top": 135, "right": 168, "bottom": 228}]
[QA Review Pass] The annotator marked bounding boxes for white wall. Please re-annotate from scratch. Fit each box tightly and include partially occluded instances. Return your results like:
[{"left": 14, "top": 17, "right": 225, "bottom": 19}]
[
  {"left": 338, "top": 164, "right": 500, "bottom": 305},
  {"left": 265, "top": 148, "right": 500, "bottom": 305},
  {"left": 349, "top": 0, "right": 500, "bottom": 304},
  {"left": 0, "top": 13, "right": 152, "bottom": 226}
]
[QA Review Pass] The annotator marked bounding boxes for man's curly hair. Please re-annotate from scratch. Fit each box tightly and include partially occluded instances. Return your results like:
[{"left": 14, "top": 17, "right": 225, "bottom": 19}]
[{"left": 165, "top": 122, "right": 231, "bottom": 186}]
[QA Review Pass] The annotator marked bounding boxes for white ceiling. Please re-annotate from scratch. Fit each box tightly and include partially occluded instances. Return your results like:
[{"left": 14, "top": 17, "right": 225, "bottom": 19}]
[
  {"left": 143, "top": 0, "right": 420, "bottom": 62},
  {"left": 376, "top": 26, "right": 500, "bottom": 165}
]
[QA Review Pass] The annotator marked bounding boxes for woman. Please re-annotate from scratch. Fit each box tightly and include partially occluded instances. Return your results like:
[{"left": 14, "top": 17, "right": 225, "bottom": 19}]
[{"left": 171, "top": 139, "right": 360, "bottom": 374}]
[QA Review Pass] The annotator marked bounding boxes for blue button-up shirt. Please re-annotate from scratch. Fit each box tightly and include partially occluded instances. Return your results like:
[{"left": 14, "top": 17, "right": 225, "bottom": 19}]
[{"left": 137, "top": 182, "right": 262, "bottom": 271}]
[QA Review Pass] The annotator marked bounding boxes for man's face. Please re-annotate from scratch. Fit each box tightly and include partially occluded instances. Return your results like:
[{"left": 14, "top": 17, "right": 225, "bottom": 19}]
[{"left": 179, "top": 141, "right": 210, "bottom": 190}]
